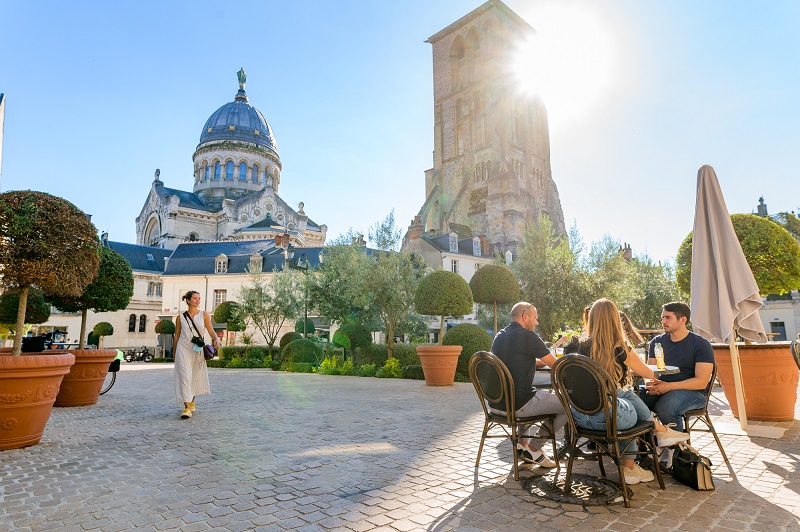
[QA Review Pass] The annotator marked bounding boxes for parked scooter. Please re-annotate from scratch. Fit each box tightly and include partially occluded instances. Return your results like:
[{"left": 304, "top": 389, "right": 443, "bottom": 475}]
[{"left": 124, "top": 346, "right": 153, "bottom": 363}]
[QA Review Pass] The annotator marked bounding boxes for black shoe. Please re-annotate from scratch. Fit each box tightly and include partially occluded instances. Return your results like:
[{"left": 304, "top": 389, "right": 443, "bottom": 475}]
[
  {"left": 587, "top": 441, "right": 597, "bottom": 451},
  {"left": 637, "top": 455, "right": 654, "bottom": 471}
]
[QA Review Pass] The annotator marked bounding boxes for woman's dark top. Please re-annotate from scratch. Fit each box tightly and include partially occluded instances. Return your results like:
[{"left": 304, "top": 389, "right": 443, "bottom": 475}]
[{"left": 564, "top": 336, "right": 628, "bottom": 386}]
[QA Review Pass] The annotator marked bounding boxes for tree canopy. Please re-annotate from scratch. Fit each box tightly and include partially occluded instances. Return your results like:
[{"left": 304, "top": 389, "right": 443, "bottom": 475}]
[
  {"left": 237, "top": 268, "right": 303, "bottom": 350},
  {"left": 0, "top": 289, "right": 51, "bottom": 326},
  {"left": 415, "top": 270, "right": 474, "bottom": 345},
  {"left": 469, "top": 264, "right": 519, "bottom": 334}
]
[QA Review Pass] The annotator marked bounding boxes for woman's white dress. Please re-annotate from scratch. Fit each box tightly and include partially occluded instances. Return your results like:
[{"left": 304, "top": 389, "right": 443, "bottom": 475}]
[{"left": 174, "top": 311, "right": 211, "bottom": 404}]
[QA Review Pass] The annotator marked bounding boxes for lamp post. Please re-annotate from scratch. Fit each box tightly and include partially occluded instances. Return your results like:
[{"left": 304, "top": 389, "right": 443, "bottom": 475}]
[{"left": 284, "top": 245, "right": 310, "bottom": 338}]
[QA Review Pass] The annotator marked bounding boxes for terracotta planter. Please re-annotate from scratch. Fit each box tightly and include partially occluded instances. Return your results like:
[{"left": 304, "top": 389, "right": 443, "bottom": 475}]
[
  {"left": 54, "top": 349, "right": 118, "bottom": 407},
  {"left": 713, "top": 342, "right": 798, "bottom": 421},
  {"left": 0, "top": 351, "right": 75, "bottom": 450},
  {"left": 416, "top": 345, "right": 462, "bottom": 386}
]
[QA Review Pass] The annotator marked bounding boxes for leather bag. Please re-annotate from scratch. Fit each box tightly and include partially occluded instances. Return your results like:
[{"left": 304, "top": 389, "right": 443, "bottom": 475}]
[{"left": 671, "top": 442, "right": 715, "bottom": 491}]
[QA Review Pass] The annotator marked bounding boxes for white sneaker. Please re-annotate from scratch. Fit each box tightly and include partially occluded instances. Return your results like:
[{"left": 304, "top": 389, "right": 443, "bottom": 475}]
[
  {"left": 623, "top": 464, "right": 654, "bottom": 485},
  {"left": 656, "top": 426, "right": 690, "bottom": 447},
  {"left": 517, "top": 445, "right": 558, "bottom": 468}
]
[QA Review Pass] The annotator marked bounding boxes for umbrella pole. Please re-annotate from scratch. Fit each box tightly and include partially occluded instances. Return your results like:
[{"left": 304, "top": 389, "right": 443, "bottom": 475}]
[{"left": 729, "top": 338, "right": 748, "bottom": 431}]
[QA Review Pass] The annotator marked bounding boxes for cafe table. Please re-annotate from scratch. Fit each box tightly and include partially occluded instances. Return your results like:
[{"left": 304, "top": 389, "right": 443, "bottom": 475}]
[{"left": 647, "top": 364, "right": 679, "bottom": 377}]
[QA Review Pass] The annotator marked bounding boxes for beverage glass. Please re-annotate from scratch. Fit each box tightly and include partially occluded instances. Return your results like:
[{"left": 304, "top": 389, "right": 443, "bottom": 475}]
[{"left": 556, "top": 348, "right": 564, "bottom": 358}]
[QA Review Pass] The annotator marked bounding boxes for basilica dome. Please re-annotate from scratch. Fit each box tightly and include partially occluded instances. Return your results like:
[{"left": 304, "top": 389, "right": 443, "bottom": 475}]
[{"left": 198, "top": 87, "right": 277, "bottom": 155}]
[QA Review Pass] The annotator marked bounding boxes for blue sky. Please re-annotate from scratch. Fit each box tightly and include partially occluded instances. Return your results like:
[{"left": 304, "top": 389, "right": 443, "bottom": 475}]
[{"left": 1, "top": 0, "right": 799, "bottom": 264}]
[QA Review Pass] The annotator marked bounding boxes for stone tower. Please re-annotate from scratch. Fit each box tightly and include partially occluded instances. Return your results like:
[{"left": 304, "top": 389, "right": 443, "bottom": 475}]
[{"left": 406, "top": 0, "right": 564, "bottom": 258}]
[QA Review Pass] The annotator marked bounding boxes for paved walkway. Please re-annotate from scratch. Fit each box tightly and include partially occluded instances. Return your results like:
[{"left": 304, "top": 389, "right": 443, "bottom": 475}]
[{"left": 1, "top": 364, "right": 798, "bottom": 531}]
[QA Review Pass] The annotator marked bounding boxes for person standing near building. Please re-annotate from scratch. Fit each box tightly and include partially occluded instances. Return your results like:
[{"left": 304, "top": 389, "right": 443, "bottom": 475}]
[{"left": 173, "top": 290, "right": 219, "bottom": 419}]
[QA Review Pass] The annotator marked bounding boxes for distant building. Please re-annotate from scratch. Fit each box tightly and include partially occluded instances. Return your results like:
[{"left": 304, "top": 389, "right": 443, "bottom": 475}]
[
  {"left": 403, "top": 0, "right": 565, "bottom": 260},
  {"left": 136, "top": 70, "right": 327, "bottom": 250}
]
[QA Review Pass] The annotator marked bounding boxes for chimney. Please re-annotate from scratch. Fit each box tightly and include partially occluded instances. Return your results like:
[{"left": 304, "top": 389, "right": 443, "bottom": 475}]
[
  {"left": 620, "top": 242, "right": 633, "bottom": 262},
  {"left": 406, "top": 215, "right": 424, "bottom": 241}
]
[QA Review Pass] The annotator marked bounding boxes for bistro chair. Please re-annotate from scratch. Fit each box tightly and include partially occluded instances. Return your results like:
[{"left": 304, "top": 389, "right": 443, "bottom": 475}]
[
  {"left": 468, "top": 351, "right": 558, "bottom": 481},
  {"left": 551, "top": 355, "right": 664, "bottom": 507},
  {"left": 682, "top": 364, "right": 729, "bottom": 464},
  {"left": 791, "top": 340, "right": 800, "bottom": 371}
]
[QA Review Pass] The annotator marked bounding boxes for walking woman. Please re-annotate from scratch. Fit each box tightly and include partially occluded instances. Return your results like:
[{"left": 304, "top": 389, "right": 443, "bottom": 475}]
[
  {"left": 173, "top": 291, "right": 219, "bottom": 419},
  {"left": 566, "top": 299, "right": 690, "bottom": 484}
]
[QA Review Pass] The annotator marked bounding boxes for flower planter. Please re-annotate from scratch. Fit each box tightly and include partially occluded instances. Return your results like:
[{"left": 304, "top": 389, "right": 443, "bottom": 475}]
[
  {"left": 713, "top": 342, "right": 798, "bottom": 421},
  {"left": 416, "top": 345, "right": 462, "bottom": 386},
  {"left": 54, "top": 349, "right": 117, "bottom": 407},
  {"left": 0, "top": 351, "right": 75, "bottom": 450}
]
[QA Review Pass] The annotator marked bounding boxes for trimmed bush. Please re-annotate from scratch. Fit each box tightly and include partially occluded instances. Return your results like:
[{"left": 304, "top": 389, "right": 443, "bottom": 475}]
[
  {"left": 332, "top": 323, "right": 372, "bottom": 350},
  {"left": 415, "top": 270, "right": 474, "bottom": 344},
  {"left": 357, "top": 364, "right": 377, "bottom": 377},
  {"left": 206, "top": 359, "right": 230, "bottom": 368},
  {"left": 281, "top": 339, "right": 323, "bottom": 364},
  {"left": 279, "top": 332, "right": 303, "bottom": 350},
  {"left": 353, "top": 343, "right": 422, "bottom": 368},
  {"left": 213, "top": 301, "right": 245, "bottom": 331},
  {"left": 218, "top": 345, "right": 274, "bottom": 361},
  {"left": 149, "top": 358, "right": 171, "bottom": 363},
  {"left": 469, "top": 264, "right": 519, "bottom": 334},
  {"left": 294, "top": 317, "right": 316, "bottom": 336},
  {"left": 93, "top": 321, "right": 114, "bottom": 337},
  {"left": 154, "top": 320, "right": 175, "bottom": 335},
  {"left": 318, "top": 356, "right": 356, "bottom": 376},
  {"left": 442, "top": 323, "right": 493, "bottom": 379},
  {"left": 402, "top": 364, "right": 425, "bottom": 380},
  {"left": 390, "top": 343, "right": 421, "bottom": 368},
  {"left": 0, "top": 288, "right": 51, "bottom": 325},
  {"left": 282, "top": 362, "right": 315, "bottom": 373}
]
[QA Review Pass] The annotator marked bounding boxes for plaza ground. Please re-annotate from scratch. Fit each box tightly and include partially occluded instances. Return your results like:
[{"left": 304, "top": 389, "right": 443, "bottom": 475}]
[{"left": 1, "top": 364, "right": 798, "bottom": 531}]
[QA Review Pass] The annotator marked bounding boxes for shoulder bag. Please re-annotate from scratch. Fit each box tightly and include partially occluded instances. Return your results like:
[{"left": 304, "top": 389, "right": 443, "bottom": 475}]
[
  {"left": 671, "top": 442, "right": 715, "bottom": 491},
  {"left": 183, "top": 311, "right": 215, "bottom": 360}
]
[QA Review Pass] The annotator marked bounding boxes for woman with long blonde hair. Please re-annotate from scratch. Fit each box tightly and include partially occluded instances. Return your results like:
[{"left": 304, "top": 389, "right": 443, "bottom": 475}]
[{"left": 568, "top": 299, "right": 689, "bottom": 485}]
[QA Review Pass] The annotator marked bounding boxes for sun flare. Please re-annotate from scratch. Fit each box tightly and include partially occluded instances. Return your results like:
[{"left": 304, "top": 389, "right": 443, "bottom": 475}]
[{"left": 510, "top": 5, "right": 616, "bottom": 126}]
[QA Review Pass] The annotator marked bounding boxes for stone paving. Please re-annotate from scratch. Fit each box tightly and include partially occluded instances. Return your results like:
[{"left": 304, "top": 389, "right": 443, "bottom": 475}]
[{"left": 1, "top": 364, "right": 798, "bottom": 531}]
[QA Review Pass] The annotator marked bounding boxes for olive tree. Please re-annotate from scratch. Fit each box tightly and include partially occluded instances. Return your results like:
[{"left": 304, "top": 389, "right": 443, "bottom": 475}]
[
  {"left": 50, "top": 246, "right": 134, "bottom": 349},
  {"left": 237, "top": 268, "right": 303, "bottom": 351},
  {"left": 0, "top": 191, "right": 100, "bottom": 355},
  {"left": 213, "top": 301, "right": 245, "bottom": 345}
]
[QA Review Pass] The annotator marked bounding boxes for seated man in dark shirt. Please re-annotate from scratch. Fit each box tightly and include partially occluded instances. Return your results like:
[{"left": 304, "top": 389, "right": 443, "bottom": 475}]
[
  {"left": 640, "top": 302, "right": 715, "bottom": 431},
  {"left": 490, "top": 302, "right": 567, "bottom": 468}
]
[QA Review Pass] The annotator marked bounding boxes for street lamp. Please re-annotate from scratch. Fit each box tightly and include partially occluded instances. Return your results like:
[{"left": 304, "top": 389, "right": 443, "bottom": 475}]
[{"left": 284, "top": 246, "right": 310, "bottom": 338}]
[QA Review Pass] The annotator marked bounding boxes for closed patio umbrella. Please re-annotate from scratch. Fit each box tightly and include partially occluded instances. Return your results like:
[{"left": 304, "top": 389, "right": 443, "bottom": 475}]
[{"left": 689, "top": 164, "right": 767, "bottom": 431}]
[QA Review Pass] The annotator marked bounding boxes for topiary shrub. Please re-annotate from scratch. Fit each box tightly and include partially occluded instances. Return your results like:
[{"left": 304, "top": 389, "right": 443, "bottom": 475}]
[
  {"left": 353, "top": 343, "right": 389, "bottom": 367},
  {"left": 281, "top": 338, "right": 323, "bottom": 364},
  {"left": 0, "top": 288, "right": 51, "bottom": 326},
  {"left": 155, "top": 320, "right": 175, "bottom": 335},
  {"left": 402, "top": 364, "right": 425, "bottom": 380},
  {"left": 676, "top": 213, "right": 800, "bottom": 296},
  {"left": 294, "top": 317, "right": 316, "bottom": 337},
  {"left": 391, "top": 343, "right": 421, "bottom": 367},
  {"left": 442, "top": 323, "right": 493, "bottom": 380},
  {"left": 469, "top": 264, "right": 520, "bottom": 335},
  {"left": 218, "top": 345, "right": 272, "bottom": 361},
  {"left": 415, "top": 270, "right": 474, "bottom": 344},
  {"left": 332, "top": 323, "right": 372, "bottom": 350},
  {"left": 206, "top": 359, "right": 230, "bottom": 368},
  {"left": 280, "top": 332, "right": 303, "bottom": 350},
  {"left": 213, "top": 301, "right": 245, "bottom": 332},
  {"left": 376, "top": 357, "right": 402, "bottom": 378},
  {"left": 92, "top": 322, "right": 114, "bottom": 348}
]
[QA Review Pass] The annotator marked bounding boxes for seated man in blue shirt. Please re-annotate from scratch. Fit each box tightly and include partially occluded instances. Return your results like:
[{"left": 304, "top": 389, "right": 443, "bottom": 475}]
[
  {"left": 490, "top": 302, "right": 567, "bottom": 468},
  {"left": 640, "top": 302, "right": 715, "bottom": 432}
]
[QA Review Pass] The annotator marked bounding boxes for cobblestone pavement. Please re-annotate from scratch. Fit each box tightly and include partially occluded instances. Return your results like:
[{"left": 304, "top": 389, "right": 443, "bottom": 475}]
[{"left": 1, "top": 364, "right": 798, "bottom": 531}]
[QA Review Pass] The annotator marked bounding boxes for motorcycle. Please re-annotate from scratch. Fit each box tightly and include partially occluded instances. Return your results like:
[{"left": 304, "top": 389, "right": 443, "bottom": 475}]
[{"left": 124, "top": 346, "right": 153, "bottom": 363}]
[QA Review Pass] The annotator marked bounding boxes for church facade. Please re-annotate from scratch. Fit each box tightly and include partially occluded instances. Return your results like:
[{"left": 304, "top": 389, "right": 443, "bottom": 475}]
[
  {"left": 136, "top": 69, "right": 327, "bottom": 251},
  {"left": 404, "top": 0, "right": 564, "bottom": 259}
]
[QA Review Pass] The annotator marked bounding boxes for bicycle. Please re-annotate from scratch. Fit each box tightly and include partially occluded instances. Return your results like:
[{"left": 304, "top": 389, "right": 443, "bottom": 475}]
[{"left": 100, "top": 351, "right": 125, "bottom": 395}]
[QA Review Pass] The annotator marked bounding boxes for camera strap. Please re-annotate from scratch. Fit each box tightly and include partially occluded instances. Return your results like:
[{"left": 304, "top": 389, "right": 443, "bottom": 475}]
[{"left": 183, "top": 311, "right": 204, "bottom": 340}]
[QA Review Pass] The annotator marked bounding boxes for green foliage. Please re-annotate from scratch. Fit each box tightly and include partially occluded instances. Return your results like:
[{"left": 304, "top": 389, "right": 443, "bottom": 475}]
[
  {"left": 367, "top": 209, "right": 403, "bottom": 251},
  {"left": 442, "top": 323, "right": 493, "bottom": 379},
  {"left": 332, "top": 323, "right": 372, "bottom": 350},
  {"left": 213, "top": 301, "right": 245, "bottom": 332},
  {"left": 279, "top": 332, "right": 303, "bottom": 350},
  {"left": 205, "top": 359, "right": 230, "bottom": 368},
  {"left": 415, "top": 270, "right": 474, "bottom": 344},
  {"left": 353, "top": 343, "right": 422, "bottom": 367},
  {"left": 294, "top": 317, "right": 316, "bottom": 336},
  {"left": 93, "top": 322, "right": 114, "bottom": 337},
  {"left": 357, "top": 363, "right": 377, "bottom": 377},
  {"left": 375, "top": 357, "right": 402, "bottom": 378},
  {"left": 395, "top": 313, "right": 429, "bottom": 338},
  {"left": 0, "top": 288, "right": 51, "bottom": 325},
  {"left": 676, "top": 213, "right": 800, "bottom": 296},
  {"left": 389, "top": 343, "right": 421, "bottom": 367},
  {"left": 218, "top": 345, "right": 274, "bottom": 361},
  {"left": 469, "top": 264, "right": 520, "bottom": 333},
  {"left": 281, "top": 338, "right": 323, "bottom": 364},
  {"left": 402, "top": 364, "right": 425, "bottom": 380},
  {"left": 155, "top": 320, "right": 175, "bottom": 335},
  {"left": 237, "top": 268, "right": 303, "bottom": 350},
  {"left": 476, "top": 303, "right": 511, "bottom": 332},
  {"left": 318, "top": 356, "right": 356, "bottom": 376},
  {"left": 227, "top": 356, "right": 272, "bottom": 368},
  {"left": 772, "top": 211, "right": 800, "bottom": 237},
  {"left": 620, "top": 255, "right": 682, "bottom": 329},
  {"left": 281, "top": 362, "right": 315, "bottom": 373}
]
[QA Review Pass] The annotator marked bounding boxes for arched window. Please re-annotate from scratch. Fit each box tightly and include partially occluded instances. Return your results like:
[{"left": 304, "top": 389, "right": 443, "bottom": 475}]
[
  {"left": 214, "top": 162, "right": 221, "bottom": 179},
  {"left": 204, "top": 163, "right": 210, "bottom": 181},
  {"left": 239, "top": 162, "right": 247, "bottom": 181},
  {"left": 188, "top": 232, "right": 198, "bottom": 241},
  {"left": 252, "top": 163, "right": 260, "bottom": 184},
  {"left": 128, "top": 314, "right": 136, "bottom": 333},
  {"left": 226, "top": 161, "right": 234, "bottom": 179},
  {"left": 139, "top": 315, "right": 147, "bottom": 333},
  {"left": 451, "top": 39, "right": 466, "bottom": 91}
]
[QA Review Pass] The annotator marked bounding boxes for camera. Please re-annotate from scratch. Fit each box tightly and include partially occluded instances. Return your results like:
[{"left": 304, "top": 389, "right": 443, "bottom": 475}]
[{"left": 191, "top": 336, "right": 205, "bottom": 348}]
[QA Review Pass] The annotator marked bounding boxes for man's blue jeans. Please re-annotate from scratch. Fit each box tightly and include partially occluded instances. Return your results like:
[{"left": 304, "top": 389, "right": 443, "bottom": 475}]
[
  {"left": 570, "top": 388, "right": 652, "bottom": 459},
  {"left": 638, "top": 388, "right": 707, "bottom": 431}
]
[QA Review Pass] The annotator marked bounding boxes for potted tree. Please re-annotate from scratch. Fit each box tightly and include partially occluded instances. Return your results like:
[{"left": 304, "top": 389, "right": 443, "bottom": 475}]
[
  {"left": 414, "top": 270, "right": 474, "bottom": 385},
  {"left": 50, "top": 246, "right": 133, "bottom": 407},
  {"left": 676, "top": 213, "right": 800, "bottom": 420},
  {"left": 92, "top": 322, "right": 114, "bottom": 348},
  {"left": 213, "top": 301, "right": 245, "bottom": 346},
  {"left": 0, "top": 191, "right": 100, "bottom": 450},
  {"left": 469, "top": 264, "right": 520, "bottom": 335}
]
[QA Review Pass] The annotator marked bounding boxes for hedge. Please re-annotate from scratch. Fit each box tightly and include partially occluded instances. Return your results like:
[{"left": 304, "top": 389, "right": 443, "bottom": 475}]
[
  {"left": 281, "top": 339, "right": 323, "bottom": 364},
  {"left": 279, "top": 332, "right": 303, "bottom": 350},
  {"left": 353, "top": 343, "right": 421, "bottom": 368},
  {"left": 442, "top": 323, "right": 493, "bottom": 379},
  {"left": 218, "top": 345, "right": 276, "bottom": 361}
]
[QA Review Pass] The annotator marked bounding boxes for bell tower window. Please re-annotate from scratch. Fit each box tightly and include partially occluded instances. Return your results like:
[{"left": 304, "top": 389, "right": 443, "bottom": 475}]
[{"left": 239, "top": 162, "right": 247, "bottom": 181}]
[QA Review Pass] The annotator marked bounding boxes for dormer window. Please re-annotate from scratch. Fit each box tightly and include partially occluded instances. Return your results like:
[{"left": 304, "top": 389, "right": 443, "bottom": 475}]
[
  {"left": 505, "top": 250, "right": 513, "bottom": 265},
  {"left": 449, "top": 232, "right": 458, "bottom": 253},
  {"left": 249, "top": 253, "right": 263, "bottom": 272},
  {"left": 215, "top": 254, "right": 228, "bottom": 274},
  {"left": 472, "top": 237, "right": 481, "bottom": 256}
]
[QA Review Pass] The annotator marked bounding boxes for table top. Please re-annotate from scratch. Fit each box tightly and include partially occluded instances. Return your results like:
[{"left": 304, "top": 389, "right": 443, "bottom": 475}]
[{"left": 647, "top": 364, "right": 679, "bottom": 376}]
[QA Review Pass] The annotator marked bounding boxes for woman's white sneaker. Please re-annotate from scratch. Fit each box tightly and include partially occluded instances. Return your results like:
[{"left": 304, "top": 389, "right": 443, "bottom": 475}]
[
  {"left": 656, "top": 426, "right": 690, "bottom": 447},
  {"left": 623, "top": 464, "right": 654, "bottom": 484}
]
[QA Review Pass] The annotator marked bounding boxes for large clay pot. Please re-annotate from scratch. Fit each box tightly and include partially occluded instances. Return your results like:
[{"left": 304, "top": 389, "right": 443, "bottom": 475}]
[
  {"left": 0, "top": 351, "right": 75, "bottom": 450},
  {"left": 416, "top": 345, "right": 462, "bottom": 386},
  {"left": 713, "top": 342, "right": 798, "bottom": 421},
  {"left": 54, "top": 349, "right": 117, "bottom": 407}
]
